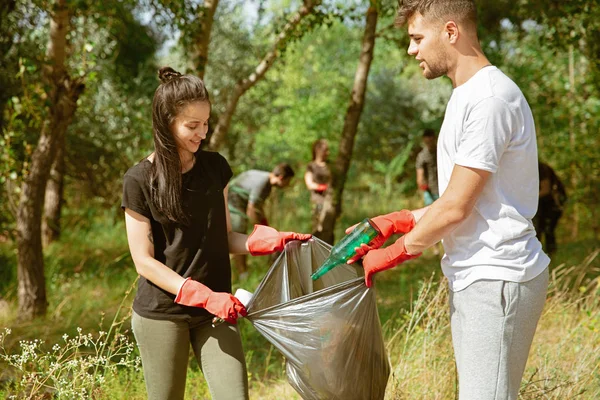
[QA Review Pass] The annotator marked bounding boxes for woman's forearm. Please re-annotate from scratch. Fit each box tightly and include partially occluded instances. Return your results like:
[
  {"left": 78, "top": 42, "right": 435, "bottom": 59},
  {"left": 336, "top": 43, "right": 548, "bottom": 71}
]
[
  {"left": 134, "top": 256, "right": 187, "bottom": 295},
  {"left": 228, "top": 231, "right": 250, "bottom": 255}
]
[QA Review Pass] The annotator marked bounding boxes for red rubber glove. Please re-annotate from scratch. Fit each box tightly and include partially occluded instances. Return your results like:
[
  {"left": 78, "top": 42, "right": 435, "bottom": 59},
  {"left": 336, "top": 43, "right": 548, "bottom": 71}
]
[
  {"left": 315, "top": 183, "right": 328, "bottom": 192},
  {"left": 419, "top": 183, "right": 429, "bottom": 191},
  {"left": 362, "top": 236, "right": 421, "bottom": 287},
  {"left": 347, "top": 210, "right": 416, "bottom": 263},
  {"left": 247, "top": 225, "right": 312, "bottom": 256},
  {"left": 175, "top": 278, "right": 247, "bottom": 324}
]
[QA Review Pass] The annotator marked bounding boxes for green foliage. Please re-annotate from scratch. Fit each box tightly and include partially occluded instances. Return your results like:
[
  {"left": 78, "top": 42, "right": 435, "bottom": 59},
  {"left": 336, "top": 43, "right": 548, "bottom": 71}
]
[
  {"left": 0, "top": 197, "right": 597, "bottom": 398},
  {"left": 218, "top": 20, "right": 357, "bottom": 173},
  {"left": 0, "top": 0, "right": 159, "bottom": 233},
  {"left": 65, "top": 65, "right": 156, "bottom": 209},
  {"left": 493, "top": 17, "right": 600, "bottom": 233},
  {"left": 0, "top": 0, "right": 48, "bottom": 233}
]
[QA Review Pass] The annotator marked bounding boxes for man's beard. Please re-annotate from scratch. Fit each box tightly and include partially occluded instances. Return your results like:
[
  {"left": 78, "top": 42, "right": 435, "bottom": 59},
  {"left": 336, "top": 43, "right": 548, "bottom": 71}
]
[
  {"left": 423, "top": 61, "right": 447, "bottom": 79},
  {"left": 423, "top": 43, "right": 448, "bottom": 80}
]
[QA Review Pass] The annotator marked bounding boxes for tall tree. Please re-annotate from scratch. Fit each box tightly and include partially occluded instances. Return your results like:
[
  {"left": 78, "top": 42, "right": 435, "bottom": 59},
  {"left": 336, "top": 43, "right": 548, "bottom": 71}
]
[
  {"left": 195, "top": 0, "right": 219, "bottom": 79},
  {"left": 207, "top": 0, "right": 323, "bottom": 150},
  {"left": 319, "top": 2, "right": 378, "bottom": 237},
  {"left": 42, "top": 133, "right": 65, "bottom": 246},
  {"left": 16, "top": 0, "right": 84, "bottom": 319},
  {"left": 41, "top": 0, "right": 158, "bottom": 246}
]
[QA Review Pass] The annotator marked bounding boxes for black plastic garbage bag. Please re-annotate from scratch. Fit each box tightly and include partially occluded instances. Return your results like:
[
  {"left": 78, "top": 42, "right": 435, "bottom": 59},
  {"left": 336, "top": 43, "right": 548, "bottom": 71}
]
[{"left": 245, "top": 238, "right": 390, "bottom": 400}]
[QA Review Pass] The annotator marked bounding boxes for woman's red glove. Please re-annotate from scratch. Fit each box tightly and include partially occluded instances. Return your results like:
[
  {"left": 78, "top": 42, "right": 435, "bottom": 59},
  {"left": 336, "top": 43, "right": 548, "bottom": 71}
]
[
  {"left": 247, "top": 225, "right": 312, "bottom": 256},
  {"left": 347, "top": 210, "right": 416, "bottom": 263},
  {"left": 315, "top": 183, "right": 328, "bottom": 192},
  {"left": 175, "top": 279, "right": 247, "bottom": 324}
]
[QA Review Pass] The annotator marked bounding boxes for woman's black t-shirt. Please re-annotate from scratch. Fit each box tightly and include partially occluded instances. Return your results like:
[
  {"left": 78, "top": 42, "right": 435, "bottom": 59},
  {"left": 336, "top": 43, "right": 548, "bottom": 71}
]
[{"left": 121, "top": 150, "right": 233, "bottom": 321}]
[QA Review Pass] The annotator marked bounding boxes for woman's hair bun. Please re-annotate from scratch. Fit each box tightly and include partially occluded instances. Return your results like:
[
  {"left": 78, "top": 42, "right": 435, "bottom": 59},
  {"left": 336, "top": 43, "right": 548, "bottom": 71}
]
[{"left": 158, "top": 66, "right": 182, "bottom": 84}]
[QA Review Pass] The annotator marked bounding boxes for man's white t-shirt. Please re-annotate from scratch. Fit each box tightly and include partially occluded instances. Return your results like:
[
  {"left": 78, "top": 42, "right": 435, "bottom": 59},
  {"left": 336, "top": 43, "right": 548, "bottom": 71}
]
[{"left": 437, "top": 66, "right": 549, "bottom": 292}]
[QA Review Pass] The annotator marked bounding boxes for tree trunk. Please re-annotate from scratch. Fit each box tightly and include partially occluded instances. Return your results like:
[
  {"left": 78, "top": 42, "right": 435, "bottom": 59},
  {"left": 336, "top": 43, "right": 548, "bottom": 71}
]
[
  {"left": 16, "top": 0, "right": 83, "bottom": 320},
  {"left": 42, "top": 131, "right": 65, "bottom": 246},
  {"left": 195, "top": 0, "right": 219, "bottom": 80},
  {"left": 320, "top": 4, "right": 378, "bottom": 237},
  {"left": 568, "top": 44, "right": 578, "bottom": 239},
  {"left": 208, "top": 0, "right": 322, "bottom": 150}
]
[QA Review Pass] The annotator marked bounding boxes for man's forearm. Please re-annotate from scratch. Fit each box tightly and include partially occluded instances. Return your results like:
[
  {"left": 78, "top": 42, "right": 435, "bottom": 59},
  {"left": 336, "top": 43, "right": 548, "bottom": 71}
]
[
  {"left": 411, "top": 206, "right": 430, "bottom": 222},
  {"left": 404, "top": 197, "right": 466, "bottom": 254},
  {"left": 405, "top": 165, "right": 490, "bottom": 255}
]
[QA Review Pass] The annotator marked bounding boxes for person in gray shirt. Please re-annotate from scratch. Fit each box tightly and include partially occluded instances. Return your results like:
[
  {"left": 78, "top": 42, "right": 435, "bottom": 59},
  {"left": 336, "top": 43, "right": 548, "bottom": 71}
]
[{"left": 228, "top": 163, "right": 295, "bottom": 278}]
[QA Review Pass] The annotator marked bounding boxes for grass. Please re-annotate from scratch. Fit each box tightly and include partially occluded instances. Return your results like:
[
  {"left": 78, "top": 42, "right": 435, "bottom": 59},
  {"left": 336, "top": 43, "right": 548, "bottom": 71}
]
[
  {"left": 0, "top": 193, "right": 599, "bottom": 399},
  {"left": 383, "top": 266, "right": 600, "bottom": 399}
]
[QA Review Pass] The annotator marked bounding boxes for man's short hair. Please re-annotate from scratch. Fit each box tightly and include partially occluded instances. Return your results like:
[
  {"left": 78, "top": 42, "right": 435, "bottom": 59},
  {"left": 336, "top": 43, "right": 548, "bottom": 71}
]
[
  {"left": 423, "top": 128, "right": 436, "bottom": 138},
  {"left": 396, "top": 0, "right": 478, "bottom": 28},
  {"left": 272, "top": 163, "right": 295, "bottom": 179}
]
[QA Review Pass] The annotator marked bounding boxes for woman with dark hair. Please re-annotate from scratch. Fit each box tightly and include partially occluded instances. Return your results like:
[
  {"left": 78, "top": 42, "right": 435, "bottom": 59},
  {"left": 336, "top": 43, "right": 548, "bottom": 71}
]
[
  {"left": 304, "top": 139, "right": 334, "bottom": 244},
  {"left": 121, "top": 67, "right": 310, "bottom": 400}
]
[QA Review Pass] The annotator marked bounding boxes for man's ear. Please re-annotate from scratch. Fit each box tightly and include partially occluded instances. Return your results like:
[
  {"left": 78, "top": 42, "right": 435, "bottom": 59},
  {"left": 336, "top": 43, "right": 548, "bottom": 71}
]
[{"left": 444, "top": 21, "right": 459, "bottom": 44}]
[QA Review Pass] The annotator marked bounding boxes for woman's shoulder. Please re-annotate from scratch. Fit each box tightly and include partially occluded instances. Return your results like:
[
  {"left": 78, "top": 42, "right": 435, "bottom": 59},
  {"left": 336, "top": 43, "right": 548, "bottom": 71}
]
[
  {"left": 124, "top": 155, "right": 152, "bottom": 180},
  {"left": 196, "top": 150, "right": 232, "bottom": 186},
  {"left": 307, "top": 161, "right": 329, "bottom": 171}
]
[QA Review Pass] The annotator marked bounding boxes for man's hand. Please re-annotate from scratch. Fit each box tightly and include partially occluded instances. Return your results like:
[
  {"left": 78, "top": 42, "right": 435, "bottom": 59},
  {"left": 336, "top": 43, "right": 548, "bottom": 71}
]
[
  {"left": 346, "top": 210, "right": 416, "bottom": 263},
  {"left": 247, "top": 225, "right": 312, "bottom": 256},
  {"left": 362, "top": 236, "right": 420, "bottom": 287},
  {"left": 175, "top": 279, "right": 247, "bottom": 324}
]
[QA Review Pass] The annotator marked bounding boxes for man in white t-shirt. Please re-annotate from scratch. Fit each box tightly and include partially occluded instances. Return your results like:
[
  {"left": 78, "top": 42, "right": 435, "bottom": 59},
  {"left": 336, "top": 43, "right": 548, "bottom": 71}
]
[{"left": 347, "top": 1, "right": 550, "bottom": 399}]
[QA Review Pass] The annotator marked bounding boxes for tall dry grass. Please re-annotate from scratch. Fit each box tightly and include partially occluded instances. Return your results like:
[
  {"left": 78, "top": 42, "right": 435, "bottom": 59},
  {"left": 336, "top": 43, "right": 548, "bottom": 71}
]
[{"left": 384, "top": 249, "right": 600, "bottom": 400}]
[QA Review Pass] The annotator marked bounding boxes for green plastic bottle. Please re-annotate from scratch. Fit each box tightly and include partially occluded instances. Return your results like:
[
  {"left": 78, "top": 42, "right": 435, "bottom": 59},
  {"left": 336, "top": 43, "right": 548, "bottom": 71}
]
[{"left": 311, "top": 218, "right": 380, "bottom": 281}]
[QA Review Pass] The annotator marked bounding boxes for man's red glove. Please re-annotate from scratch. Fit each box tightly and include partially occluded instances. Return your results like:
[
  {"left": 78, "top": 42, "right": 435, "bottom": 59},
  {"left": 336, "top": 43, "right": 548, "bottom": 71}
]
[
  {"left": 347, "top": 210, "right": 416, "bottom": 263},
  {"left": 361, "top": 236, "right": 421, "bottom": 287},
  {"left": 247, "top": 225, "right": 312, "bottom": 256},
  {"left": 419, "top": 183, "right": 429, "bottom": 191},
  {"left": 175, "top": 278, "right": 247, "bottom": 324},
  {"left": 315, "top": 183, "right": 328, "bottom": 192}
]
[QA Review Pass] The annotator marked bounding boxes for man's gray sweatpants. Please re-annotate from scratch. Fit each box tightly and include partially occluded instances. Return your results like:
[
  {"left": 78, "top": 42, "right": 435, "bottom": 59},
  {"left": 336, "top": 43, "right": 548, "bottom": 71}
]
[{"left": 450, "top": 268, "right": 549, "bottom": 400}]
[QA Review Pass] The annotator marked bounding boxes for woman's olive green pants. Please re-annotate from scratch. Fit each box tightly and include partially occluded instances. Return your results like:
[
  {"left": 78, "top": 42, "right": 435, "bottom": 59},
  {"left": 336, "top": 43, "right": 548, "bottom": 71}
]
[{"left": 132, "top": 311, "right": 249, "bottom": 400}]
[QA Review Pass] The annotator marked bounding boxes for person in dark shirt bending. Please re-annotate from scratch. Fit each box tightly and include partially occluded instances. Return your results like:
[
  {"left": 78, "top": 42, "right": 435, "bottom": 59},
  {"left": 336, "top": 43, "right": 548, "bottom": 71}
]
[{"left": 121, "top": 67, "right": 310, "bottom": 400}]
